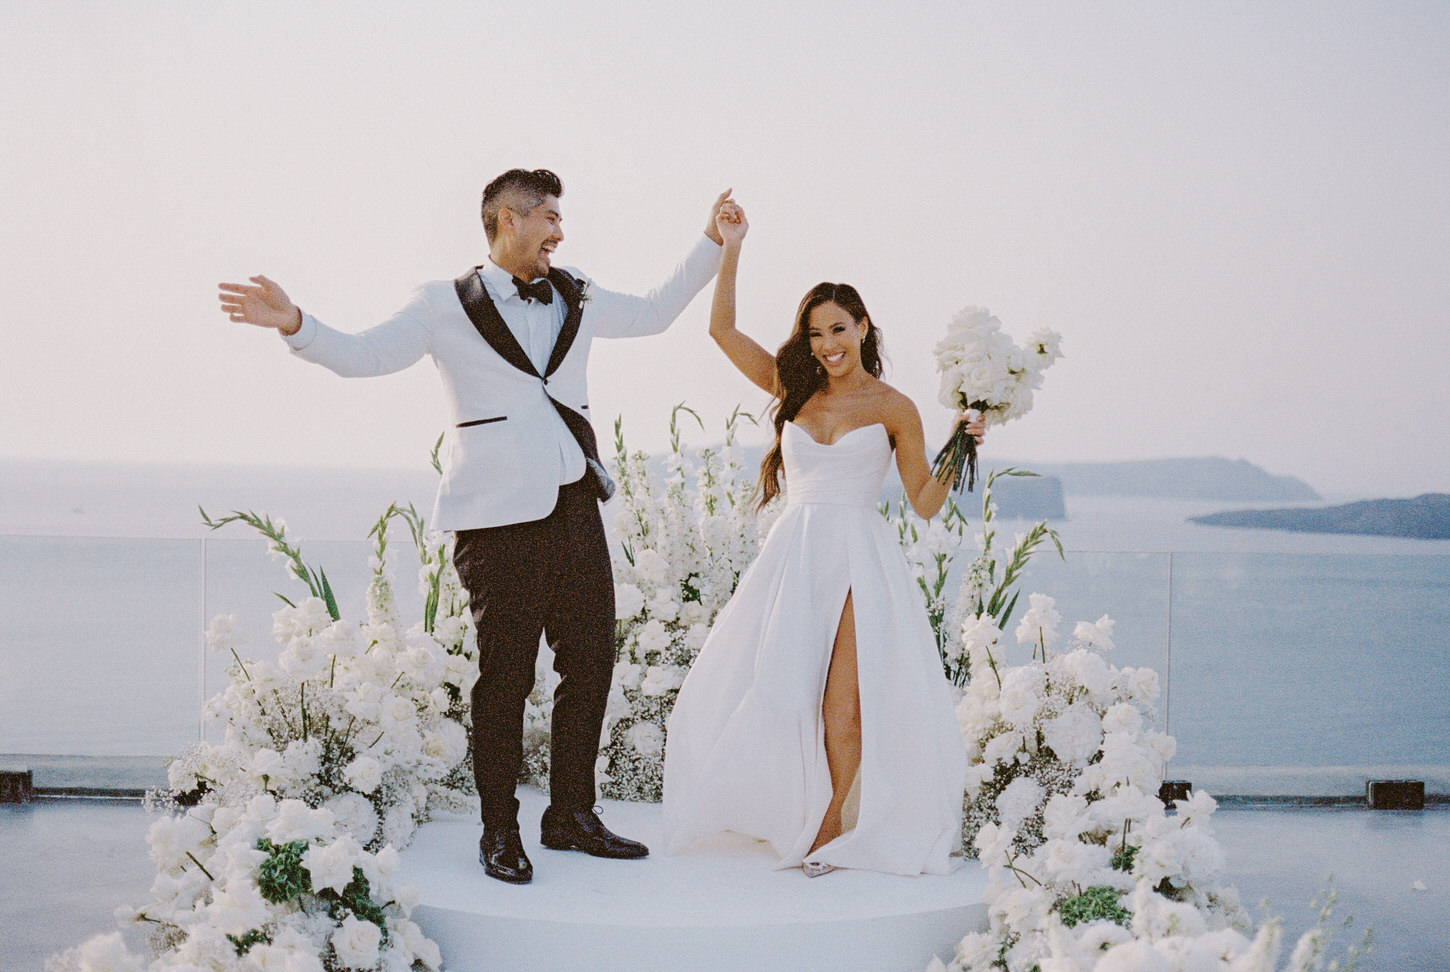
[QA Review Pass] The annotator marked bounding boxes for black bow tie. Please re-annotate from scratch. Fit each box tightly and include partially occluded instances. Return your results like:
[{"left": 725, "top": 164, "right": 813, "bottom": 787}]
[{"left": 513, "top": 276, "right": 554, "bottom": 305}]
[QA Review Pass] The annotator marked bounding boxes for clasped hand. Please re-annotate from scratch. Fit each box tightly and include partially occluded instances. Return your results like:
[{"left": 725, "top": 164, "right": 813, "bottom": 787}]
[{"left": 716, "top": 200, "right": 748, "bottom": 245}]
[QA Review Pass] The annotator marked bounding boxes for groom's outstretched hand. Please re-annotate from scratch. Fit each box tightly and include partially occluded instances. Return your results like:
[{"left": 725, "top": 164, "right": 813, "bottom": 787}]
[
  {"left": 218, "top": 275, "right": 303, "bottom": 336},
  {"left": 704, "top": 189, "right": 734, "bottom": 246}
]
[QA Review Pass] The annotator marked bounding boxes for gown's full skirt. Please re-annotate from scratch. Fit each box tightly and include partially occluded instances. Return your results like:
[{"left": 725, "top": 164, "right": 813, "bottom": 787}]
[{"left": 661, "top": 422, "right": 967, "bottom": 876}]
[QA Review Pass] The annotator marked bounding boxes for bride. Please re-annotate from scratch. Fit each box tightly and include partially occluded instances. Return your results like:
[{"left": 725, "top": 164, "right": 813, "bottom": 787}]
[{"left": 661, "top": 201, "right": 982, "bottom": 877}]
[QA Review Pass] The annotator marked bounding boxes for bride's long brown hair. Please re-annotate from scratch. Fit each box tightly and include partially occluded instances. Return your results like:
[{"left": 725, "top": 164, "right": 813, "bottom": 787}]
[{"left": 755, "top": 282, "right": 885, "bottom": 510}]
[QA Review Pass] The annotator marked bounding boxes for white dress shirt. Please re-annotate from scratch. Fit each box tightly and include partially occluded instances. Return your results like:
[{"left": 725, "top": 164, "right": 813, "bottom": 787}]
[{"left": 474, "top": 259, "right": 586, "bottom": 484}]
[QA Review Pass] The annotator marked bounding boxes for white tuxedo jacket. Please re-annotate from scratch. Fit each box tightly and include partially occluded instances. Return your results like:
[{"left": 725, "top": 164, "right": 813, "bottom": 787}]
[{"left": 285, "top": 234, "right": 721, "bottom": 531}]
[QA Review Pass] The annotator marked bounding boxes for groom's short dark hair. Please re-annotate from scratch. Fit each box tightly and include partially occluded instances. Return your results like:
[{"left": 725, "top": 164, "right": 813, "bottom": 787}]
[{"left": 482, "top": 169, "right": 564, "bottom": 242}]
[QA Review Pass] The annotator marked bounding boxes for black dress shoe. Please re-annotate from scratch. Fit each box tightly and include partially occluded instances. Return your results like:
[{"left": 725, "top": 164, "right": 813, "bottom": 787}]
[
  {"left": 479, "top": 825, "right": 533, "bottom": 884},
  {"left": 539, "top": 806, "right": 649, "bottom": 859}
]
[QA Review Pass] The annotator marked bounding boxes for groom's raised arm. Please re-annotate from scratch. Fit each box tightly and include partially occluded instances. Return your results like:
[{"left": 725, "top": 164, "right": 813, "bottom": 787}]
[
  {"left": 219, "top": 275, "right": 432, "bottom": 378},
  {"left": 586, "top": 191, "right": 729, "bottom": 340}
]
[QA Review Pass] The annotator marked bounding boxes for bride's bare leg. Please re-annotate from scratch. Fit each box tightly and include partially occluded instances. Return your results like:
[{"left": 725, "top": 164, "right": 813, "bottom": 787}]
[{"left": 810, "top": 591, "right": 861, "bottom": 856}]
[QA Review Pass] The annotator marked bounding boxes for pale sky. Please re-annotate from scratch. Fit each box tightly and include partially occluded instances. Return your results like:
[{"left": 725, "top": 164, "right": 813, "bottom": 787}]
[{"left": 2, "top": 1, "right": 1447, "bottom": 498}]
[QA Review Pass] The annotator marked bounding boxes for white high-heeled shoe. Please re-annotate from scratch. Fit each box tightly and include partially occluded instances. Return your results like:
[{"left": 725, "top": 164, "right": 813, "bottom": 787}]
[{"left": 802, "top": 860, "right": 838, "bottom": 878}]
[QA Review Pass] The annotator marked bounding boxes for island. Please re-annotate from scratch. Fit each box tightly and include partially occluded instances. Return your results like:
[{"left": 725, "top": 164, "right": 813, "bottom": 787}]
[{"left": 1190, "top": 494, "right": 1450, "bottom": 540}]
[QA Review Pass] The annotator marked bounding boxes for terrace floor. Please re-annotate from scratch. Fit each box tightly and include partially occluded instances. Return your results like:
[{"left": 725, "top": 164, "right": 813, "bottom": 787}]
[{"left": 2, "top": 799, "right": 1446, "bottom": 972}]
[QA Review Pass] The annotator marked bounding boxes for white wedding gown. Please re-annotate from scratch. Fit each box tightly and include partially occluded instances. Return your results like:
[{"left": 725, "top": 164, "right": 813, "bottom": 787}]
[{"left": 662, "top": 420, "right": 967, "bottom": 876}]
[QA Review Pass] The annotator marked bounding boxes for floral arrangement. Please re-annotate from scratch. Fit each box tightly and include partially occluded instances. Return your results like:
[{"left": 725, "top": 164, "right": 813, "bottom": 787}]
[
  {"left": 932, "top": 306, "right": 1063, "bottom": 492},
  {"left": 936, "top": 592, "right": 1372, "bottom": 970},
  {"left": 49, "top": 506, "right": 474, "bottom": 971},
  {"left": 519, "top": 405, "right": 774, "bottom": 802}
]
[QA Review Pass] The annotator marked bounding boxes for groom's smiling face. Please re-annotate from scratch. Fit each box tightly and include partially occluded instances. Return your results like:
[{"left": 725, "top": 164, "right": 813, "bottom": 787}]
[{"left": 505, "top": 195, "right": 564, "bottom": 282}]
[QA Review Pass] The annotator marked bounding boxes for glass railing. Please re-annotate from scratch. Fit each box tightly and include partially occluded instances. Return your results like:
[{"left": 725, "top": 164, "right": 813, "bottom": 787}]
[{"left": 2, "top": 536, "right": 1446, "bottom": 796}]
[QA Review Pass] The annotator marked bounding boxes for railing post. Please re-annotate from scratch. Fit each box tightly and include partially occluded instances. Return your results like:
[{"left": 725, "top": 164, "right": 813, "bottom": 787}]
[
  {"left": 198, "top": 537, "right": 207, "bottom": 742},
  {"left": 1164, "top": 551, "right": 1173, "bottom": 737}
]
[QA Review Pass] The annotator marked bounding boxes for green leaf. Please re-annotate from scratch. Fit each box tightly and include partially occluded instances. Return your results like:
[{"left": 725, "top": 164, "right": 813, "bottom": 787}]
[
  {"left": 319, "top": 568, "right": 340, "bottom": 622},
  {"left": 998, "top": 589, "right": 1022, "bottom": 630},
  {"left": 274, "top": 592, "right": 297, "bottom": 608}
]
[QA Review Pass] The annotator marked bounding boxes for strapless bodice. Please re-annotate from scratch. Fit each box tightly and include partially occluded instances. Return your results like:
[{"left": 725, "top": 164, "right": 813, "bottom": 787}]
[{"left": 781, "top": 421, "right": 891, "bottom": 509}]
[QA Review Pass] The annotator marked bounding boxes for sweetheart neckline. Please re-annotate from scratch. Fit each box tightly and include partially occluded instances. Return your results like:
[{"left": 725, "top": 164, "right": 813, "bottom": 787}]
[{"left": 785, "top": 420, "right": 887, "bottom": 448}]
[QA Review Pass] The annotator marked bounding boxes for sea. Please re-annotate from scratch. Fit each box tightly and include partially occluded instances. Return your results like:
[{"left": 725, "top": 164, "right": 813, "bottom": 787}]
[{"left": 1, "top": 459, "right": 1447, "bottom": 795}]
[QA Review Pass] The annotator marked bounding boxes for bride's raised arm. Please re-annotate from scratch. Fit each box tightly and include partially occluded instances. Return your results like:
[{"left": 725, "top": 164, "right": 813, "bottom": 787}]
[{"left": 708, "top": 204, "right": 776, "bottom": 394}]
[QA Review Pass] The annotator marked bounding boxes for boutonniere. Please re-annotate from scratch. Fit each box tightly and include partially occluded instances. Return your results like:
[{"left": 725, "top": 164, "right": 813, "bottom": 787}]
[{"left": 577, "top": 279, "right": 592, "bottom": 304}]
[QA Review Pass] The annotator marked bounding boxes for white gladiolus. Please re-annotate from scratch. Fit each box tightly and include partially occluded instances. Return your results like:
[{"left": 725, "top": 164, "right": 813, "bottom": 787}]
[{"left": 1015, "top": 593, "right": 1062, "bottom": 649}]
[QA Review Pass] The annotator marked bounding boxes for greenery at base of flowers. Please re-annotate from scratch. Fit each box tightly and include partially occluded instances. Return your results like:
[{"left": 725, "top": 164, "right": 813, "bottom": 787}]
[
  {"left": 200, "top": 507, "right": 341, "bottom": 621},
  {"left": 1057, "top": 886, "right": 1130, "bottom": 928},
  {"left": 1110, "top": 841, "right": 1138, "bottom": 873},
  {"left": 227, "top": 928, "right": 269, "bottom": 955},
  {"left": 256, "top": 838, "right": 312, "bottom": 903},
  {"left": 254, "top": 837, "right": 390, "bottom": 938}
]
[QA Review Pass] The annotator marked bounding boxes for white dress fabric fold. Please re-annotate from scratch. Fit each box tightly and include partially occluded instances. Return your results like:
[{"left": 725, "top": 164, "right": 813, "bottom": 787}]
[{"left": 662, "top": 421, "right": 967, "bottom": 875}]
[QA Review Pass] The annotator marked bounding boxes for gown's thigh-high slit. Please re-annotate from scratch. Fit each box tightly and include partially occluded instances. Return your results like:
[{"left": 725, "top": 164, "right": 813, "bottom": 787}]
[
  {"left": 812, "top": 589, "right": 862, "bottom": 856},
  {"left": 662, "top": 421, "right": 966, "bottom": 876}
]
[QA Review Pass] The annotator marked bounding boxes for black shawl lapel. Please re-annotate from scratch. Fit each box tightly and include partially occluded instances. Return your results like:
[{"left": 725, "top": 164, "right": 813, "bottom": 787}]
[
  {"left": 544, "top": 268, "right": 585, "bottom": 379},
  {"left": 453, "top": 268, "right": 541, "bottom": 378}
]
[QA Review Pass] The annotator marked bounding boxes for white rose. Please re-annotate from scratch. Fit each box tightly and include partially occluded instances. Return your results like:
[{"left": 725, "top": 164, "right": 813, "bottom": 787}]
[
  {"left": 614, "top": 661, "right": 644, "bottom": 690},
  {"left": 997, "top": 776, "right": 1044, "bottom": 833},
  {"left": 265, "top": 799, "right": 336, "bottom": 844},
  {"left": 433, "top": 614, "right": 468, "bottom": 647},
  {"left": 250, "top": 747, "right": 285, "bottom": 782},
  {"left": 324, "top": 792, "right": 379, "bottom": 844},
  {"left": 647, "top": 594, "right": 680, "bottom": 622},
  {"left": 304, "top": 834, "right": 363, "bottom": 895},
  {"left": 1072, "top": 614, "right": 1116, "bottom": 651},
  {"left": 1101, "top": 703, "right": 1143, "bottom": 738},
  {"left": 1060, "top": 649, "right": 1115, "bottom": 703},
  {"left": 381, "top": 694, "right": 417, "bottom": 726},
  {"left": 69, "top": 933, "right": 145, "bottom": 972},
  {"left": 613, "top": 582, "right": 645, "bottom": 621},
  {"left": 315, "top": 620, "right": 363, "bottom": 658},
  {"left": 1125, "top": 666, "right": 1160, "bottom": 705},
  {"left": 205, "top": 614, "right": 244, "bottom": 654},
  {"left": 331, "top": 915, "right": 383, "bottom": 969},
  {"left": 1041, "top": 703, "right": 1103, "bottom": 766},
  {"left": 279, "top": 635, "right": 330, "bottom": 680},
  {"left": 634, "top": 619, "right": 671, "bottom": 659},
  {"left": 640, "top": 664, "right": 685, "bottom": 697},
  {"left": 147, "top": 814, "right": 211, "bottom": 869},
  {"left": 625, "top": 721, "right": 664, "bottom": 759}
]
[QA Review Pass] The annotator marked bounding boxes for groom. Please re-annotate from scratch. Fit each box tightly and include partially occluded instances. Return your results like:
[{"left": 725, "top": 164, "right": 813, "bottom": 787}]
[{"left": 219, "top": 169, "right": 728, "bottom": 884}]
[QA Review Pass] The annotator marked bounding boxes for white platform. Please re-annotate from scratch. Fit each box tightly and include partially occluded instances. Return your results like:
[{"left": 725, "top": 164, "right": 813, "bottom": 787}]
[{"left": 399, "top": 788, "right": 988, "bottom": 972}]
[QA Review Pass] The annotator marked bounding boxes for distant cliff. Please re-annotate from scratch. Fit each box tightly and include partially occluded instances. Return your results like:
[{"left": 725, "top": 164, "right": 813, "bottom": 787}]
[
  {"left": 1024, "top": 457, "right": 1320, "bottom": 502},
  {"left": 1191, "top": 494, "right": 1450, "bottom": 539}
]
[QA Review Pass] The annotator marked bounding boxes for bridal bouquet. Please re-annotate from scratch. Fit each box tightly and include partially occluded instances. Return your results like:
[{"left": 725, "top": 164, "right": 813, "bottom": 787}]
[{"left": 932, "top": 306, "right": 1062, "bottom": 491}]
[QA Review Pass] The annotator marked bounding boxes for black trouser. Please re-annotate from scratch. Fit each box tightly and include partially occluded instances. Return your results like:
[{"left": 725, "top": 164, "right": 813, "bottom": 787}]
[{"left": 452, "top": 477, "right": 617, "bottom": 829}]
